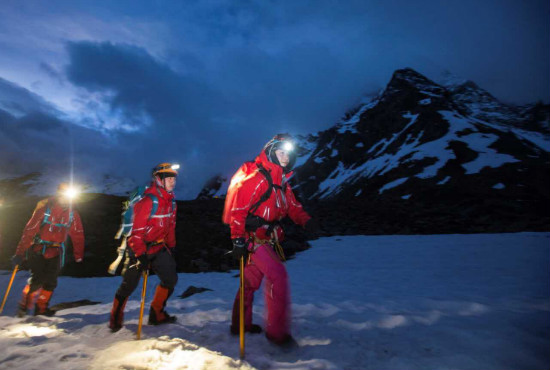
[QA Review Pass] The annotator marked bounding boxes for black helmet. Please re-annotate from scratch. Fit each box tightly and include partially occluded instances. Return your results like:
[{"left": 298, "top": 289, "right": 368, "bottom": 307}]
[{"left": 263, "top": 133, "right": 297, "bottom": 171}]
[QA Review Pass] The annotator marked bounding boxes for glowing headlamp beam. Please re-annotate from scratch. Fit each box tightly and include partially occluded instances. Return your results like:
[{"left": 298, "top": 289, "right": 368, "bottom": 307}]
[
  {"left": 62, "top": 187, "right": 80, "bottom": 200},
  {"left": 171, "top": 164, "right": 180, "bottom": 170},
  {"left": 282, "top": 142, "right": 294, "bottom": 152}
]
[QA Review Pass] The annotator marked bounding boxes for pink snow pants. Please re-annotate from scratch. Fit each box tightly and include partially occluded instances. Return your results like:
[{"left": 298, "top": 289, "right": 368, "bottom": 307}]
[{"left": 231, "top": 243, "right": 290, "bottom": 342}]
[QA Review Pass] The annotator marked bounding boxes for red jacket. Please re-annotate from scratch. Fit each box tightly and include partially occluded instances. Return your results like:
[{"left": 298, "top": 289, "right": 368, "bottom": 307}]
[
  {"left": 229, "top": 151, "right": 311, "bottom": 240},
  {"left": 16, "top": 198, "right": 85, "bottom": 261},
  {"left": 127, "top": 183, "right": 176, "bottom": 257}
]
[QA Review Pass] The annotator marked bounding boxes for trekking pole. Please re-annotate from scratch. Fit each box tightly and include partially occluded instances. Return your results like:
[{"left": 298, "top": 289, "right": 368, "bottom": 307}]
[
  {"left": 136, "top": 270, "right": 148, "bottom": 339},
  {"left": 0, "top": 265, "right": 19, "bottom": 315},
  {"left": 239, "top": 256, "right": 245, "bottom": 359}
]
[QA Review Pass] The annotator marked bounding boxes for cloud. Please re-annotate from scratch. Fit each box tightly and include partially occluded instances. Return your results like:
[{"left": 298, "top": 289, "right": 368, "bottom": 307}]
[
  {"left": 0, "top": 77, "right": 58, "bottom": 117},
  {"left": 0, "top": 78, "right": 139, "bottom": 194}
]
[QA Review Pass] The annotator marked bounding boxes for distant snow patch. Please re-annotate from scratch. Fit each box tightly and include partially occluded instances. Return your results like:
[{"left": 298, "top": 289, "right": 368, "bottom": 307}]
[
  {"left": 331, "top": 149, "right": 338, "bottom": 157},
  {"left": 356, "top": 142, "right": 364, "bottom": 148},
  {"left": 355, "top": 189, "right": 362, "bottom": 196},
  {"left": 401, "top": 194, "right": 411, "bottom": 199},
  {"left": 379, "top": 177, "right": 408, "bottom": 194},
  {"left": 493, "top": 183, "right": 505, "bottom": 189},
  {"left": 437, "top": 176, "right": 451, "bottom": 185},
  {"left": 419, "top": 98, "right": 431, "bottom": 105}
]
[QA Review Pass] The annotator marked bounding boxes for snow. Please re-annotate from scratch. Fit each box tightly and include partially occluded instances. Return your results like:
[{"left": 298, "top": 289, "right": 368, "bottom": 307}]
[
  {"left": 336, "top": 96, "right": 379, "bottom": 134},
  {"left": 1, "top": 232, "right": 549, "bottom": 370},
  {"left": 415, "top": 111, "right": 519, "bottom": 178},
  {"left": 302, "top": 107, "right": 541, "bottom": 200},
  {"left": 419, "top": 98, "right": 431, "bottom": 105},
  {"left": 476, "top": 119, "right": 550, "bottom": 153},
  {"left": 369, "top": 113, "right": 419, "bottom": 156},
  {"left": 401, "top": 194, "right": 411, "bottom": 199},
  {"left": 313, "top": 161, "right": 346, "bottom": 198},
  {"left": 493, "top": 183, "right": 505, "bottom": 189},
  {"left": 378, "top": 177, "right": 408, "bottom": 194},
  {"left": 437, "top": 176, "right": 451, "bottom": 185},
  {"left": 355, "top": 142, "right": 364, "bottom": 148}
]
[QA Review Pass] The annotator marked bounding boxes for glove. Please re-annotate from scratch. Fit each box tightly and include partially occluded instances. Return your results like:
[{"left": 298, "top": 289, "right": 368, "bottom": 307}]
[
  {"left": 137, "top": 254, "right": 150, "bottom": 271},
  {"left": 11, "top": 255, "right": 23, "bottom": 268},
  {"left": 304, "top": 218, "right": 320, "bottom": 235},
  {"left": 231, "top": 238, "right": 248, "bottom": 261}
]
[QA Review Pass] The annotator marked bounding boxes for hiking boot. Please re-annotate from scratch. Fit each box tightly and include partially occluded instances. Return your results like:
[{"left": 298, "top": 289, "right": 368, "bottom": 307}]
[
  {"left": 16, "top": 305, "right": 27, "bottom": 318},
  {"left": 34, "top": 305, "right": 56, "bottom": 316},
  {"left": 230, "top": 324, "right": 262, "bottom": 335},
  {"left": 148, "top": 309, "right": 177, "bottom": 325},
  {"left": 34, "top": 289, "right": 53, "bottom": 316},
  {"left": 148, "top": 285, "right": 176, "bottom": 325},
  {"left": 109, "top": 295, "right": 128, "bottom": 332}
]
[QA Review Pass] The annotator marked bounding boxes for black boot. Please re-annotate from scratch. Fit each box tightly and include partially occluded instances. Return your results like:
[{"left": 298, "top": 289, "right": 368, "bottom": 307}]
[
  {"left": 34, "top": 305, "right": 56, "bottom": 317},
  {"left": 148, "top": 309, "right": 177, "bottom": 325},
  {"left": 16, "top": 304, "right": 27, "bottom": 318}
]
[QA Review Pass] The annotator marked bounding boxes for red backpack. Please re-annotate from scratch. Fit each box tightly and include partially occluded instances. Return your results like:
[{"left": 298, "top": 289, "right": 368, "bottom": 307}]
[{"left": 222, "top": 161, "right": 277, "bottom": 225}]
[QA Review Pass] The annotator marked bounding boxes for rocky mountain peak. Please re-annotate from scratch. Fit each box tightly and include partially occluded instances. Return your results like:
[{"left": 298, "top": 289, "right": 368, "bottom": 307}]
[{"left": 383, "top": 68, "right": 445, "bottom": 100}]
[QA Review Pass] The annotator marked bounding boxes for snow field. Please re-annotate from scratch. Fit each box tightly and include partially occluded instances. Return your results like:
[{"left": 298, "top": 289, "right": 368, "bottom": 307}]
[{"left": 0, "top": 233, "right": 549, "bottom": 370}]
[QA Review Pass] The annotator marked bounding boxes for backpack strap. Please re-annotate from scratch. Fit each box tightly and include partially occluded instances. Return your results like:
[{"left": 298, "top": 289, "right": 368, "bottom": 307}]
[
  {"left": 144, "top": 193, "right": 159, "bottom": 219},
  {"left": 249, "top": 163, "right": 274, "bottom": 215},
  {"left": 41, "top": 199, "right": 73, "bottom": 229}
]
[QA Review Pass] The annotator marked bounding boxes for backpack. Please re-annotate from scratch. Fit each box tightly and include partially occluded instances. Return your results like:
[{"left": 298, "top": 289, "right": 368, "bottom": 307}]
[
  {"left": 32, "top": 198, "right": 75, "bottom": 267},
  {"left": 222, "top": 161, "right": 281, "bottom": 226},
  {"left": 114, "top": 186, "right": 159, "bottom": 239},
  {"left": 109, "top": 185, "right": 175, "bottom": 275}
]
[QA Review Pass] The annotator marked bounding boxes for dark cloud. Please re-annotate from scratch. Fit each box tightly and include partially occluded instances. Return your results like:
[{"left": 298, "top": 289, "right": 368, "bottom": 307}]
[
  {"left": 66, "top": 41, "right": 227, "bottom": 132},
  {"left": 63, "top": 40, "right": 347, "bottom": 198}
]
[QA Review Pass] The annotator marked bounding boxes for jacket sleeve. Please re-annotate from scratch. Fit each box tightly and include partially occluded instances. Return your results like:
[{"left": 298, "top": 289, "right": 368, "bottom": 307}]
[
  {"left": 230, "top": 174, "right": 266, "bottom": 239},
  {"left": 15, "top": 200, "right": 47, "bottom": 256},
  {"left": 127, "top": 196, "right": 153, "bottom": 256},
  {"left": 166, "top": 202, "right": 176, "bottom": 248},
  {"left": 285, "top": 184, "right": 311, "bottom": 227},
  {"left": 69, "top": 211, "right": 85, "bottom": 261}
]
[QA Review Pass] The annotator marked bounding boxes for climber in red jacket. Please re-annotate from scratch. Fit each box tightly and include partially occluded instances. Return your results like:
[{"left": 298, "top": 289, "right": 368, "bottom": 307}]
[
  {"left": 11, "top": 182, "right": 85, "bottom": 316},
  {"left": 224, "top": 133, "right": 318, "bottom": 346},
  {"left": 109, "top": 162, "right": 179, "bottom": 332}
]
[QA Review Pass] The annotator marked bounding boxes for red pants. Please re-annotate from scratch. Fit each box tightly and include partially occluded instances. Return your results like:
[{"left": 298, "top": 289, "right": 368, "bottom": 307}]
[{"left": 232, "top": 243, "right": 290, "bottom": 342}]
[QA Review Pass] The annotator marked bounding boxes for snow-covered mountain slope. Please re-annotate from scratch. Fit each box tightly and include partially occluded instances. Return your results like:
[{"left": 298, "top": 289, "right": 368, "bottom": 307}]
[
  {"left": 292, "top": 68, "right": 550, "bottom": 202},
  {"left": 0, "top": 233, "right": 548, "bottom": 369}
]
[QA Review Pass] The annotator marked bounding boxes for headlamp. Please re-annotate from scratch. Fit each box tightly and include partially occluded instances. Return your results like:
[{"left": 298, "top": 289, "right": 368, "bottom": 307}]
[
  {"left": 62, "top": 186, "right": 80, "bottom": 200},
  {"left": 171, "top": 164, "right": 180, "bottom": 171},
  {"left": 281, "top": 141, "right": 294, "bottom": 152}
]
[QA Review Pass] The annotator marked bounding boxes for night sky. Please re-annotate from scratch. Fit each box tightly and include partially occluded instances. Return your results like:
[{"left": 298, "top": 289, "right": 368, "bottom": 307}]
[{"left": 0, "top": 0, "right": 548, "bottom": 199}]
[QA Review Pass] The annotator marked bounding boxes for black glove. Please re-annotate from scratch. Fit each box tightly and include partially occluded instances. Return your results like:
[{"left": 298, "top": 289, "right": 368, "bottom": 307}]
[
  {"left": 137, "top": 254, "right": 150, "bottom": 271},
  {"left": 232, "top": 238, "right": 247, "bottom": 261},
  {"left": 11, "top": 255, "right": 23, "bottom": 268},
  {"left": 304, "top": 218, "right": 320, "bottom": 235}
]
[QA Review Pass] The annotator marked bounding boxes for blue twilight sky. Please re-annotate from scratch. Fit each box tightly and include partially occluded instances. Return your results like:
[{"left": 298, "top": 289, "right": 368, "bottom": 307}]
[{"left": 0, "top": 0, "right": 548, "bottom": 198}]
